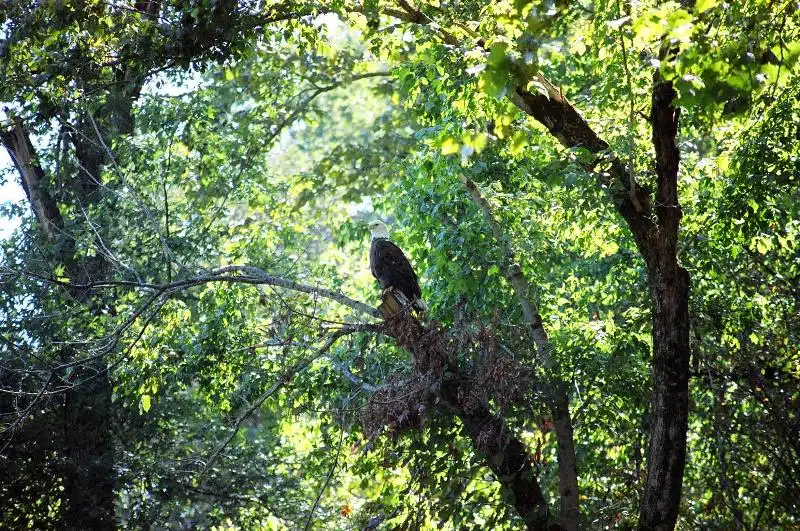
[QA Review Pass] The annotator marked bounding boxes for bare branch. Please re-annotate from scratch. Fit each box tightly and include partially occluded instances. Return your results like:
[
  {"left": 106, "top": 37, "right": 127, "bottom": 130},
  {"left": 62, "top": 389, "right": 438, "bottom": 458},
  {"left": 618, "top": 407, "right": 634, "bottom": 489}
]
[
  {"left": 0, "top": 373, "right": 53, "bottom": 446},
  {"left": 1, "top": 119, "right": 64, "bottom": 240},
  {"left": 3, "top": 264, "right": 380, "bottom": 318}
]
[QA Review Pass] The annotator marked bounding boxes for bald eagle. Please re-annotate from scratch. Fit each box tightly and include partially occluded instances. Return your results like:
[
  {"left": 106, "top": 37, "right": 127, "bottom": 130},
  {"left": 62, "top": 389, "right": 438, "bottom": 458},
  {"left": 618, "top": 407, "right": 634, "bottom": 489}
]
[{"left": 368, "top": 221, "right": 428, "bottom": 313}]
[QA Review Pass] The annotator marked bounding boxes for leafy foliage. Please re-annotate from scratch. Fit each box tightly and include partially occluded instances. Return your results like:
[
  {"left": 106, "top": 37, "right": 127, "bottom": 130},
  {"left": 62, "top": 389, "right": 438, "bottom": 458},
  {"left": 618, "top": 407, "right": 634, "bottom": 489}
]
[{"left": 1, "top": 1, "right": 799, "bottom": 529}]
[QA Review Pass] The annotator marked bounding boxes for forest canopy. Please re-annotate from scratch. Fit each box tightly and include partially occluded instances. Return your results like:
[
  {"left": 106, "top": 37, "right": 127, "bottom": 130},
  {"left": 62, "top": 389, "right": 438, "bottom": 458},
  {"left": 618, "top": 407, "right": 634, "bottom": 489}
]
[{"left": 1, "top": 1, "right": 798, "bottom": 529}]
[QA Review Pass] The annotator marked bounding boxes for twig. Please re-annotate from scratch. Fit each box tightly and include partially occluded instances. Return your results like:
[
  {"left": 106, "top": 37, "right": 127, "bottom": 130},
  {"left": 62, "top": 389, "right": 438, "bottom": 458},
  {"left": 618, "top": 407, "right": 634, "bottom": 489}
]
[
  {"left": 0, "top": 372, "right": 53, "bottom": 449},
  {"left": 331, "top": 361, "right": 378, "bottom": 393},
  {"left": 85, "top": 113, "right": 190, "bottom": 274},
  {"left": 303, "top": 427, "right": 346, "bottom": 531},
  {"left": 706, "top": 364, "right": 746, "bottom": 529}
]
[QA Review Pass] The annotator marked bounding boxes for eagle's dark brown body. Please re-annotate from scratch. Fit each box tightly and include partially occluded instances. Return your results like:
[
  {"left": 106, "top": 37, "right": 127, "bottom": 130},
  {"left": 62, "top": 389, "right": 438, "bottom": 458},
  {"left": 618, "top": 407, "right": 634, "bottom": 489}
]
[{"left": 369, "top": 237, "right": 427, "bottom": 312}]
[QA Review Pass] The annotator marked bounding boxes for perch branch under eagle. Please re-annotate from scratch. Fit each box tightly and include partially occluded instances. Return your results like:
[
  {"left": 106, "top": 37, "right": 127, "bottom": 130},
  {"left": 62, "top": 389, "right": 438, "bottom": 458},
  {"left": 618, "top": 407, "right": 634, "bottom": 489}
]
[{"left": 368, "top": 221, "right": 428, "bottom": 313}]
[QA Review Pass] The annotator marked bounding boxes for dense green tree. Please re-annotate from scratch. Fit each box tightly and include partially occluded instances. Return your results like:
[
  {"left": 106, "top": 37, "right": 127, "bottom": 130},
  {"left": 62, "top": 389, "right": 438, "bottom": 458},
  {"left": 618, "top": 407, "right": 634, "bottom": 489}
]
[{"left": 1, "top": 1, "right": 798, "bottom": 529}]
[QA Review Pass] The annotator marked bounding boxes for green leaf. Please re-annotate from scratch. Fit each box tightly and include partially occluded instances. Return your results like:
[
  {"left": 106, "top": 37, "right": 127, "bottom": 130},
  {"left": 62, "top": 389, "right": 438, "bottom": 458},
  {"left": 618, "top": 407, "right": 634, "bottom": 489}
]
[
  {"left": 440, "top": 138, "right": 460, "bottom": 155},
  {"left": 141, "top": 394, "right": 152, "bottom": 413},
  {"left": 509, "top": 131, "right": 528, "bottom": 156},
  {"left": 695, "top": 0, "right": 718, "bottom": 13}
]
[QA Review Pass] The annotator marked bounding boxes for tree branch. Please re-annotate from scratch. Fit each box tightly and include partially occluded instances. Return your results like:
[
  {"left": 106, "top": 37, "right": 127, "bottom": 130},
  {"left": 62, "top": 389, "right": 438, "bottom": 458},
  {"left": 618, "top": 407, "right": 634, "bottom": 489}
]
[
  {"left": 380, "top": 7, "right": 658, "bottom": 266},
  {"left": 459, "top": 176, "right": 551, "bottom": 367},
  {"left": 5, "top": 264, "right": 381, "bottom": 318},
  {"left": 0, "top": 119, "right": 64, "bottom": 241},
  {"left": 509, "top": 81, "right": 658, "bottom": 266},
  {"left": 378, "top": 303, "right": 552, "bottom": 529},
  {"left": 459, "top": 175, "right": 579, "bottom": 530},
  {"left": 331, "top": 361, "right": 379, "bottom": 393}
]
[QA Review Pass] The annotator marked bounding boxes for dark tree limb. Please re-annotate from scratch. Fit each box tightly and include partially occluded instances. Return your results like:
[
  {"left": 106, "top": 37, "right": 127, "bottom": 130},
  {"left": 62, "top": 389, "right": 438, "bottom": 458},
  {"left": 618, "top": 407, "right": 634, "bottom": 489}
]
[
  {"left": 509, "top": 81, "right": 658, "bottom": 267},
  {"left": 1, "top": 116, "right": 117, "bottom": 529},
  {"left": 378, "top": 293, "right": 554, "bottom": 530},
  {"left": 651, "top": 75, "right": 682, "bottom": 253},
  {"left": 0, "top": 120, "right": 64, "bottom": 241},
  {"left": 637, "top": 73, "right": 691, "bottom": 531},
  {"left": 62, "top": 364, "right": 115, "bottom": 531},
  {"left": 448, "top": 387, "right": 552, "bottom": 530}
]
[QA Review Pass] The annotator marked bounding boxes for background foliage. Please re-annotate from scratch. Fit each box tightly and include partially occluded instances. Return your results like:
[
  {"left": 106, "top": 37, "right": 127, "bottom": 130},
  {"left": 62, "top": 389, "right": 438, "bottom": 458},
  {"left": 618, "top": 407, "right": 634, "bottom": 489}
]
[{"left": 1, "top": 0, "right": 798, "bottom": 529}]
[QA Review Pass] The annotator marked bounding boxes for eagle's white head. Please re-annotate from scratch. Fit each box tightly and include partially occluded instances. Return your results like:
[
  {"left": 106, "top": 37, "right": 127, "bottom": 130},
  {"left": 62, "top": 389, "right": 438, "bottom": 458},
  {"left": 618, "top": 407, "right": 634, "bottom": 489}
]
[{"left": 368, "top": 220, "right": 390, "bottom": 240}]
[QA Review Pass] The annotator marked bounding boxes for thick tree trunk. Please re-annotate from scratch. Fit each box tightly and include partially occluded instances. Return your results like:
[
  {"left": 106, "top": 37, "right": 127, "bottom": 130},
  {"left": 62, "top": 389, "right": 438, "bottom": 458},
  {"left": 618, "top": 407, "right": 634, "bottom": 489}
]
[
  {"left": 0, "top": 122, "right": 64, "bottom": 241},
  {"left": 552, "top": 392, "right": 579, "bottom": 528},
  {"left": 639, "top": 265, "right": 690, "bottom": 530},
  {"left": 510, "top": 71, "right": 690, "bottom": 530},
  {"left": 637, "top": 76, "right": 690, "bottom": 531},
  {"left": 63, "top": 364, "right": 116, "bottom": 531}
]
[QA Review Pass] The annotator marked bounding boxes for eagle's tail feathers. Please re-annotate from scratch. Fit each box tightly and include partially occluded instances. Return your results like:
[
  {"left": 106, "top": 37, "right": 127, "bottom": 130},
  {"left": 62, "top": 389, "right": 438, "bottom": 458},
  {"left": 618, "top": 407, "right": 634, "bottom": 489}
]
[{"left": 413, "top": 298, "right": 428, "bottom": 313}]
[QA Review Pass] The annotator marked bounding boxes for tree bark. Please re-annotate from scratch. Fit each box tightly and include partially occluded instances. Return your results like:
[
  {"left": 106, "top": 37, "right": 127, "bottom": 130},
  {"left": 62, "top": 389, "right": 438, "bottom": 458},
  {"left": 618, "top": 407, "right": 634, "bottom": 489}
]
[
  {"left": 63, "top": 369, "right": 116, "bottom": 531},
  {"left": 639, "top": 265, "right": 689, "bottom": 530},
  {"left": 552, "top": 392, "right": 579, "bottom": 528},
  {"left": 507, "top": 69, "right": 691, "bottom": 530},
  {"left": 379, "top": 300, "right": 554, "bottom": 530},
  {"left": 637, "top": 75, "right": 690, "bottom": 531}
]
